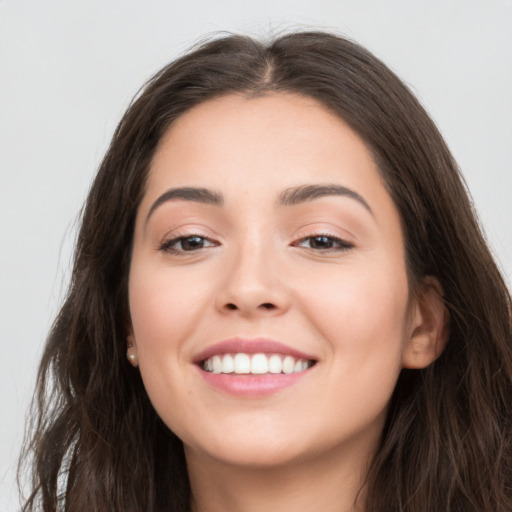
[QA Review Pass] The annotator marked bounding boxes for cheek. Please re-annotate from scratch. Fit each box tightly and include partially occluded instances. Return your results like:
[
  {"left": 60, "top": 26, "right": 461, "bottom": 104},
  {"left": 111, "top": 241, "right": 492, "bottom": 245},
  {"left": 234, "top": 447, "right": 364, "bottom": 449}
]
[
  {"left": 303, "top": 266, "right": 409, "bottom": 427},
  {"left": 127, "top": 264, "right": 209, "bottom": 431},
  {"left": 298, "top": 259, "right": 410, "bottom": 371},
  {"left": 128, "top": 262, "right": 211, "bottom": 361}
]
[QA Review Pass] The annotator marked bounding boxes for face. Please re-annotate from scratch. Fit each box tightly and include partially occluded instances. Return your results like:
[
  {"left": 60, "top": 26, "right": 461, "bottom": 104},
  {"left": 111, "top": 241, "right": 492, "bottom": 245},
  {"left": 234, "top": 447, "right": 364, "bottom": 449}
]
[{"left": 128, "top": 93, "right": 417, "bottom": 470}]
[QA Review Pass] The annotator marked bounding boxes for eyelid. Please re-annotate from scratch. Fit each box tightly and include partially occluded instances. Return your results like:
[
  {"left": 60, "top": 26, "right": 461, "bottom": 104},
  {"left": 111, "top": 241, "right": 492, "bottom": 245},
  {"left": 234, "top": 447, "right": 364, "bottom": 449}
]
[
  {"left": 292, "top": 223, "right": 355, "bottom": 240},
  {"left": 155, "top": 221, "right": 221, "bottom": 245},
  {"left": 290, "top": 224, "right": 356, "bottom": 252},
  {"left": 158, "top": 231, "right": 220, "bottom": 254},
  {"left": 294, "top": 234, "right": 353, "bottom": 249}
]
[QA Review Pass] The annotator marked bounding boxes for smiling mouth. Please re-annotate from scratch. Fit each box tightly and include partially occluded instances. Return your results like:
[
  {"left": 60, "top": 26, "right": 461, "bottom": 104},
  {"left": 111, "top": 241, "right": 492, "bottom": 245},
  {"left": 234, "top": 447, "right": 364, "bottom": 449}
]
[{"left": 201, "top": 353, "right": 316, "bottom": 375}]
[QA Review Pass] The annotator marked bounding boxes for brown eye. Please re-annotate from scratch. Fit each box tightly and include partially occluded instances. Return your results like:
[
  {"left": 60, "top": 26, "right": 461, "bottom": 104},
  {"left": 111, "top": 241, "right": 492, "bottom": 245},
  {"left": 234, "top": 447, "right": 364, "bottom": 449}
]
[
  {"left": 180, "top": 236, "right": 208, "bottom": 251},
  {"left": 295, "top": 235, "right": 353, "bottom": 251},
  {"left": 160, "top": 235, "right": 218, "bottom": 253},
  {"left": 308, "top": 236, "right": 336, "bottom": 249}
]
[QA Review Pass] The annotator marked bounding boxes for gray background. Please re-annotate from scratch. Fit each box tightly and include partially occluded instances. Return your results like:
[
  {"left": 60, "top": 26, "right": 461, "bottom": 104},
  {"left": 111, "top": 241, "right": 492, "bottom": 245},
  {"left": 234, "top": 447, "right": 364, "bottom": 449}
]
[{"left": 1, "top": 1, "right": 511, "bottom": 509}]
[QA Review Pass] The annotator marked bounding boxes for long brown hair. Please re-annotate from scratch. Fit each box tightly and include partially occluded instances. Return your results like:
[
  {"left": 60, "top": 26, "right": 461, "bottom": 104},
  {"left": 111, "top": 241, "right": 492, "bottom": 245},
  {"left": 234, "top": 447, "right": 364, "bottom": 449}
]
[{"left": 20, "top": 31, "right": 512, "bottom": 511}]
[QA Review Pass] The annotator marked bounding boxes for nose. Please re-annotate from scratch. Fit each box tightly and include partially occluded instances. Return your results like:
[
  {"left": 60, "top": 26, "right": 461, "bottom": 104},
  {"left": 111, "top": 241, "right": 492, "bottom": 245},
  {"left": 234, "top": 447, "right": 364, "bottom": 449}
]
[{"left": 215, "top": 240, "right": 290, "bottom": 318}]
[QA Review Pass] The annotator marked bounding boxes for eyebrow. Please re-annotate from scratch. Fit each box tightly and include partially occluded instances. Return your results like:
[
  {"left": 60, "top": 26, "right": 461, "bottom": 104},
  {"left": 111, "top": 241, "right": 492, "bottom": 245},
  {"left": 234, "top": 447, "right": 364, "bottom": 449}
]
[
  {"left": 278, "top": 184, "right": 373, "bottom": 215},
  {"left": 145, "top": 183, "right": 373, "bottom": 225},
  {"left": 145, "top": 187, "right": 223, "bottom": 225}
]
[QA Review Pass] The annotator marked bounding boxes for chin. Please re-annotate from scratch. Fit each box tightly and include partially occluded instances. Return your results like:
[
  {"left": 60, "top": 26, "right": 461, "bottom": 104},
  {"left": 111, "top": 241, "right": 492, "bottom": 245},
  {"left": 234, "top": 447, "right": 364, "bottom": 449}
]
[
  {"left": 176, "top": 415, "right": 311, "bottom": 469},
  {"left": 190, "top": 438, "right": 310, "bottom": 469}
]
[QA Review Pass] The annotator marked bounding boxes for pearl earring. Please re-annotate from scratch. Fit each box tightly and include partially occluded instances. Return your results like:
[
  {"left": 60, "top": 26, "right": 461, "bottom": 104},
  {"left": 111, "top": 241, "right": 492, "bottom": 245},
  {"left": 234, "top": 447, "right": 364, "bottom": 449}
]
[{"left": 127, "top": 339, "right": 138, "bottom": 366}]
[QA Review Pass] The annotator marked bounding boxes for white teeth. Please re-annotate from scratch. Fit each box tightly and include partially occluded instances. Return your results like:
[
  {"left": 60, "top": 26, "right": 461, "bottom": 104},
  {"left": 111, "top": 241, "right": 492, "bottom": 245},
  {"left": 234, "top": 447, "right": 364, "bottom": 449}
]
[
  {"left": 212, "top": 355, "right": 222, "bottom": 374},
  {"left": 268, "top": 354, "right": 282, "bottom": 374},
  {"left": 282, "top": 355, "right": 295, "bottom": 374},
  {"left": 233, "top": 353, "right": 251, "bottom": 374},
  {"left": 251, "top": 353, "right": 268, "bottom": 374},
  {"left": 222, "top": 353, "right": 234, "bottom": 373},
  {"left": 202, "top": 353, "right": 312, "bottom": 375}
]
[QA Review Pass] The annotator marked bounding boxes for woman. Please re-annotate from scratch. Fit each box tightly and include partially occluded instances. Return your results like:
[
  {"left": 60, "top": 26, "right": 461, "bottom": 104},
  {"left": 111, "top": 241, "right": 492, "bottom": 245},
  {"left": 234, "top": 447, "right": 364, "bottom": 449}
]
[{"left": 20, "top": 31, "right": 512, "bottom": 511}]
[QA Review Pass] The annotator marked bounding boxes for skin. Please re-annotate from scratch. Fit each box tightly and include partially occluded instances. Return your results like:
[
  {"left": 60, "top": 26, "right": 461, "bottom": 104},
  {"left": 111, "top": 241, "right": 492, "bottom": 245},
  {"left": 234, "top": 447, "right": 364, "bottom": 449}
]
[{"left": 128, "top": 93, "right": 447, "bottom": 512}]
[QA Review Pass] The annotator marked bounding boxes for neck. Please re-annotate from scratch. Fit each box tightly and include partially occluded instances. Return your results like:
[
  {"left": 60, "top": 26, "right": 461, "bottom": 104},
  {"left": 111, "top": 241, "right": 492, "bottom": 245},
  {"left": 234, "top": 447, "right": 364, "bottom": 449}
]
[{"left": 186, "top": 439, "right": 374, "bottom": 512}]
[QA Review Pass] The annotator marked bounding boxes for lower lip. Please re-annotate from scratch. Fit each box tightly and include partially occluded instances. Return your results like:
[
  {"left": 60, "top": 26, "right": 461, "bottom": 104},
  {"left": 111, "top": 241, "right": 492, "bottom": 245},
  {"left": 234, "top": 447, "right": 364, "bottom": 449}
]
[{"left": 198, "top": 368, "right": 311, "bottom": 397}]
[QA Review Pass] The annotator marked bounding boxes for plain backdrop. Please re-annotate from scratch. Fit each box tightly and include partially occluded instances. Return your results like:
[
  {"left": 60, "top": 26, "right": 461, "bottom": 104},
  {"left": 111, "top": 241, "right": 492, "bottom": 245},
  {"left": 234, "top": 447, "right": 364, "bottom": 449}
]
[{"left": 1, "top": 1, "right": 511, "bottom": 509}]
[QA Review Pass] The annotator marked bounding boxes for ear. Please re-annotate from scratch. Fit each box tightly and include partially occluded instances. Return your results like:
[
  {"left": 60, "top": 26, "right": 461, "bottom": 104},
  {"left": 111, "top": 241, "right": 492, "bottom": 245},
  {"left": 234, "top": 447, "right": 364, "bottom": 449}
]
[{"left": 402, "top": 276, "right": 450, "bottom": 369}]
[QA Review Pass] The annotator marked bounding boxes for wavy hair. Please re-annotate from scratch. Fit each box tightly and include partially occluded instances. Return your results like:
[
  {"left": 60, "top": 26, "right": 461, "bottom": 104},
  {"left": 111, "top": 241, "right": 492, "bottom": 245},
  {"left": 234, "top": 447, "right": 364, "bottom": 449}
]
[{"left": 20, "top": 31, "right": 512, "bottom": 511}]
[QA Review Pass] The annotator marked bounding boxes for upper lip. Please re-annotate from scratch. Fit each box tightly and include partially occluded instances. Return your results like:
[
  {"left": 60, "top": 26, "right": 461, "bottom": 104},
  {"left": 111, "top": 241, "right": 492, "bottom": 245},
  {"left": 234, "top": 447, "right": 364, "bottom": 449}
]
[{"left": 193, "top": 338, "right": 317, "bottom": 364}]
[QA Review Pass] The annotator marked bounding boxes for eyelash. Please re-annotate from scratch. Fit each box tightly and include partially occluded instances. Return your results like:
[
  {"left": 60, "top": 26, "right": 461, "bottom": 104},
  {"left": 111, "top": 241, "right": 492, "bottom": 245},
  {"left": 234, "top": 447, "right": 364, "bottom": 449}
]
[
  {"left": 159, "top": 234, "right": 218, "bottom": 254},
  {"left": 159, "top": 233, "right": 353, "bottom": 254},
  {"left": 292, "top": 234, "right": 354, "bottom": 252}
]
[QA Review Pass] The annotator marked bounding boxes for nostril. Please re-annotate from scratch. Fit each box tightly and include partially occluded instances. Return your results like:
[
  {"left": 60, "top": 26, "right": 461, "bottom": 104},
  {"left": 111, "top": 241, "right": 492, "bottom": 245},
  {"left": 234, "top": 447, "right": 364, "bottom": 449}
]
[{"left": 222, "top": 302, "right": 277, "bottom": 312}]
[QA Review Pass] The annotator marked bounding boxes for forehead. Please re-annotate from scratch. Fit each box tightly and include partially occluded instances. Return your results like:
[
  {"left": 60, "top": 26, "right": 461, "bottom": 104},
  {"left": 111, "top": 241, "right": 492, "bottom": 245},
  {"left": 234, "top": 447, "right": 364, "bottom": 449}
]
[{"left": 146, "top": 93, "right": 385, "bottom": 199}]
